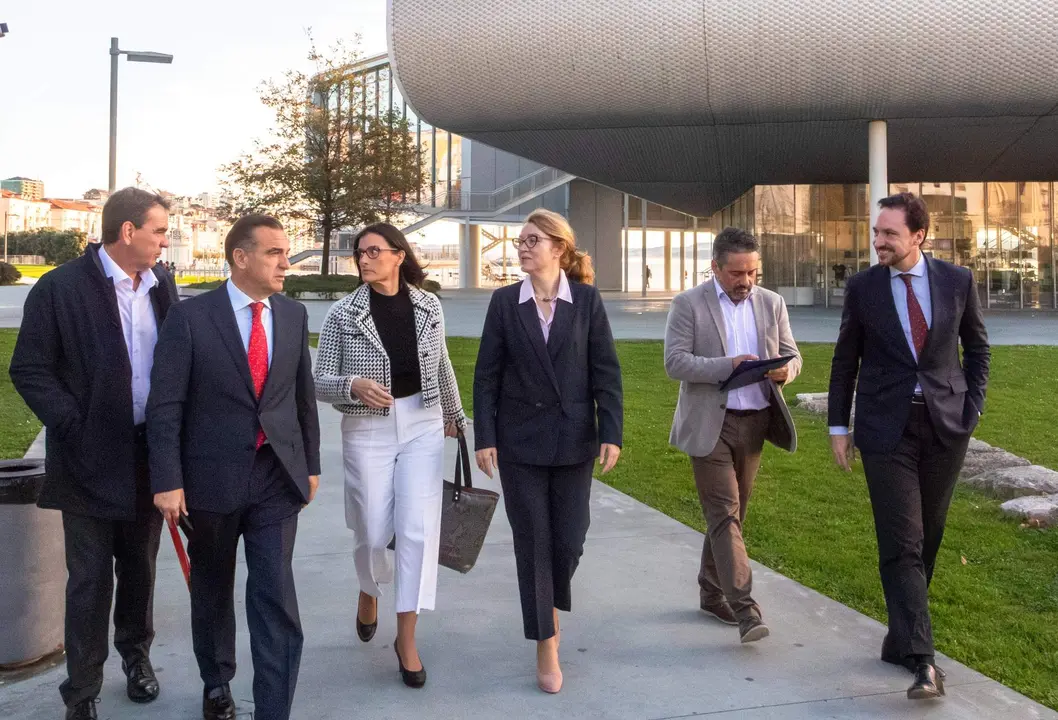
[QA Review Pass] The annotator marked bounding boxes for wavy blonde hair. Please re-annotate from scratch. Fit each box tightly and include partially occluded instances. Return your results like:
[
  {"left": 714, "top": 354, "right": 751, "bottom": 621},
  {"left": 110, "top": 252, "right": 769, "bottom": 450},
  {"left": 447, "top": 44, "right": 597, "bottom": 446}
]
[{"left": 524, "top": 209, "right": 595, "bottom": 285}]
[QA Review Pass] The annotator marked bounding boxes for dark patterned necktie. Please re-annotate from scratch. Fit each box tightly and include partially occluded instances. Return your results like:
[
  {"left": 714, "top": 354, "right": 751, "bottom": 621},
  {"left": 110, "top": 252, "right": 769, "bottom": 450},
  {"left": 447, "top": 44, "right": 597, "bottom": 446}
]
[
  {"left": 248, "top": 302, "right": 269, "bottom": 448},
  {"left": 899, "top": 274, "right": 928, "bottom": 356}
]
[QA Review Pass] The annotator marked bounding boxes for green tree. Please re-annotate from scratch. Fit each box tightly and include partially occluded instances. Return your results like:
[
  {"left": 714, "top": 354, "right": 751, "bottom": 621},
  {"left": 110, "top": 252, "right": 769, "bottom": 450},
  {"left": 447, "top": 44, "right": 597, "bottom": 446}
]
[
  {"left": 6, "top": 229, "right": 88, "bottom": 265},
  {"left": 220, "top": 37, "right": 424, "bottom": 275}
]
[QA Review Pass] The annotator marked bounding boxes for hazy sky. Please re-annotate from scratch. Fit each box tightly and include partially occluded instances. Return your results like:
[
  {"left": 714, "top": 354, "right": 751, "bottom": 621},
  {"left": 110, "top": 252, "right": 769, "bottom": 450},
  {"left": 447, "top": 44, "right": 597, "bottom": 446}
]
[{"left": 0, "top": 0, "right": 389, "bottom": 199}]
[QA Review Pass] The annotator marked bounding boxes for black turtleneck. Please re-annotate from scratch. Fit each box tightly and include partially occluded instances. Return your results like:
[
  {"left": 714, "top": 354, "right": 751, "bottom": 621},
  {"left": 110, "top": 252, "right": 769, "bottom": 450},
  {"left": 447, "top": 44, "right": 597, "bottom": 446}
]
[{"left": 369, "top": 284, "right": 422, "bottom": 398}]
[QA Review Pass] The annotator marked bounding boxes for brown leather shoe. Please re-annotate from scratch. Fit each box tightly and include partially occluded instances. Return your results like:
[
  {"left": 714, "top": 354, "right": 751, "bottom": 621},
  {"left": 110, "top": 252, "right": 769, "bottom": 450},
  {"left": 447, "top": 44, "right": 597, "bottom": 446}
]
[
  {"left": 738, "top": 616, "right": 771, "bottom": 643},
  {"left": 700, "top": 599, "right": 738, "bottom": 625}
]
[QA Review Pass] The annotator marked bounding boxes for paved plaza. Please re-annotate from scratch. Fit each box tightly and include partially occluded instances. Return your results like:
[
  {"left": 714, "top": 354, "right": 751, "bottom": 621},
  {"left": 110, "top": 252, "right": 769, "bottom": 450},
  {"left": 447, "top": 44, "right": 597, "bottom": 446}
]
[
  {"left": 3, "top": 284, "right": 1058, "bottom": 718},
  {"left": 3, "top": 406, "right": 1056, "bottom": 719}
]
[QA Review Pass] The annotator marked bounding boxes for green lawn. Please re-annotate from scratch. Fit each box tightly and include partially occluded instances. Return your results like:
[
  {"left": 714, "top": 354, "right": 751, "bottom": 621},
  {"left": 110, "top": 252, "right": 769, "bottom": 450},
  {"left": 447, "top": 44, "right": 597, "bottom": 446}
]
[
  {"left": 0, "top": 329, "right": 43, "bottom": 458},
  {"left": 445, "top": 338, "right": 1058, "bottom": 710}
]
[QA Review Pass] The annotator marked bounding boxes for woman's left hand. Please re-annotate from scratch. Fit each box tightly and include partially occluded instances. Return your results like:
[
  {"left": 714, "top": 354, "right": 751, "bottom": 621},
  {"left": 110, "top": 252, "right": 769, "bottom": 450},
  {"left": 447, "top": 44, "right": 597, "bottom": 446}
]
[
  {"left": 598, "top": 443, "right": 621, "bottom": 474},
  {"left": 444, "top": 421, "right": 459, "bottom": 438}
]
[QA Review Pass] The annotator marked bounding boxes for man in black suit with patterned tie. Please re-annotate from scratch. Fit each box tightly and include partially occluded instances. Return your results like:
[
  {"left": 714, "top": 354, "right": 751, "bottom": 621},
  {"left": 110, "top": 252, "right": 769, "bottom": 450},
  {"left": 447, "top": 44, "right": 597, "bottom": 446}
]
[
  {"left": 148, "top": 214, "right": 320, "bottom": 720},
  {"left": 828, "top": 192, "right": 990, "bottom": 701}
]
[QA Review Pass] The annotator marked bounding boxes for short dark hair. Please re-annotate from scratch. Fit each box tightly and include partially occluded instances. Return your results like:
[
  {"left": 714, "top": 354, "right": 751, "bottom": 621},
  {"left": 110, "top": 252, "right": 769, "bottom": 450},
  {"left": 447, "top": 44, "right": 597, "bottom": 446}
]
[
  {"left": 354, "top": 223, "right": 426, "bottom": 287},
  {"left": 225, "top": 214, "right": 284, "bottom": 264},
  {"left": 878, "top": 192, "right": 930, "bottom": 237},
  {"left": 101, "top": 187, "right": 170, "bottom": 244},
  {"left": 712, "top": 226, "right": 760, "bottom": 266}
]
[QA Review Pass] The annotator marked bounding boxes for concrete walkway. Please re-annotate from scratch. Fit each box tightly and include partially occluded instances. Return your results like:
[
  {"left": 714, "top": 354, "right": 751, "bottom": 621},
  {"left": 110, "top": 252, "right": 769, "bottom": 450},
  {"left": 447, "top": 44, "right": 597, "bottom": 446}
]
[{"left": 3, "top": 403, "right": 1054, "bottom": 719}]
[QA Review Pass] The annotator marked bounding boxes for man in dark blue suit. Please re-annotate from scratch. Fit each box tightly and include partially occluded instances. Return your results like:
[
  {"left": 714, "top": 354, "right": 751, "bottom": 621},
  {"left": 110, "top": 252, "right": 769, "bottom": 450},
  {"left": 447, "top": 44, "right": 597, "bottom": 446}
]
[
  {"left": 11, "top": 188, "right": 178, "bottom": 720},
  {"left": 147, "top": 214, "right": 320, "bottom": 720},
  {"left": 828, "top": 192, "right": 990, "bottom": 701}
]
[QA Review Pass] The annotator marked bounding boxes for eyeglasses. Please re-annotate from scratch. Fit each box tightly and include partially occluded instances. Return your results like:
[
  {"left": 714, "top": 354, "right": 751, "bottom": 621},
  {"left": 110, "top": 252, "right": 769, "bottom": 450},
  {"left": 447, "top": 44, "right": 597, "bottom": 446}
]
[
  {"left": 354, "top": 246, "right": 402, "bottom": 260},
  {"left": 512, "top": 233, "right": 548, "bottom": 249}
]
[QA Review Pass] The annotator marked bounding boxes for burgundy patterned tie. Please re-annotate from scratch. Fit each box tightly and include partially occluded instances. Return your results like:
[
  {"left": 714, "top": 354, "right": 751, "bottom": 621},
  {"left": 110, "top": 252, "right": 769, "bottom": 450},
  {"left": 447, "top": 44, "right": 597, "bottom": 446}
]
[
  {"left": 899, "top": 274, "right": 928, "bottom": 357},
  {"left": 248, "top": 302, "right": 269, "bottom": 448}
]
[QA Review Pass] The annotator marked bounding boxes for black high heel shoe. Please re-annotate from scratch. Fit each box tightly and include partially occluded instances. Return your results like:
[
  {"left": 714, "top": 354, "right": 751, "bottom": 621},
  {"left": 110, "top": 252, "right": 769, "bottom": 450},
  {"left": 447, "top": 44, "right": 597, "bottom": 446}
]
[
  {"left": 394, "top": 640, "right": 426, "bottom": 688},
  {"left": 356, "top": 593, "right": 377, "bottom": 643}
]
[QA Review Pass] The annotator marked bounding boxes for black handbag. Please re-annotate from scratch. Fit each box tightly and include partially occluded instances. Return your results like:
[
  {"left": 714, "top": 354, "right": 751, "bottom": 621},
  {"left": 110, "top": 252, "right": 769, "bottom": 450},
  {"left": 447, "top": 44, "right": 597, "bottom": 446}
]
[{"left": 386, "top": 431, "right": 499, "bottom": 574}]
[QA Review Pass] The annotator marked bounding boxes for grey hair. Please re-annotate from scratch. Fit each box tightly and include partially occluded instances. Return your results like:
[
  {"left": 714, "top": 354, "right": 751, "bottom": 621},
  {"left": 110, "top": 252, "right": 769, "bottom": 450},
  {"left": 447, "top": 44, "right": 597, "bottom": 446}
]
[{"left": 712, "top": 226, "right": 760, "bottom": 266}]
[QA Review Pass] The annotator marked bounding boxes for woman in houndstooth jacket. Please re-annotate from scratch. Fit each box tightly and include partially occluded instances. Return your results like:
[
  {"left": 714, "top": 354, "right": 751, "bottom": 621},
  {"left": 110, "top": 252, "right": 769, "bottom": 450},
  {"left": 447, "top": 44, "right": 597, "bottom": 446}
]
[{"left": 314, "top": 223, "right": 466, "bottom": 689}]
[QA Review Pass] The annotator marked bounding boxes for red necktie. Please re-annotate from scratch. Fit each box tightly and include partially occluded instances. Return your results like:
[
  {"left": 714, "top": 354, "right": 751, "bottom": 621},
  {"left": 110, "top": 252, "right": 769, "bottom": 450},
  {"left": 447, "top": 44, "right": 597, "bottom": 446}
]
[
  {"left": 899, "top": 274, "right": 928, "bottom": 357},
  {"left": 248, "top": 302, "right": 269, "bottom": 448}
]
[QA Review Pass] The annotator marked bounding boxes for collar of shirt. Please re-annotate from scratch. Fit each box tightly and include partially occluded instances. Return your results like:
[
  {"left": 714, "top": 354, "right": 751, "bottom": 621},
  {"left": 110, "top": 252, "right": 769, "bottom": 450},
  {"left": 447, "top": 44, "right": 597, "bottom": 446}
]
[
  {"left": 889, "top": 251, "right": 927, "bottom": 279},
  {"left": 714, "top": 280, "right": 756, "bottom": 306},
  {"left": 226, "top": 279, "right": 272, "bottom": 314},
  {"left": 99, "top": 245, "right": 159, "bottom": 293},
  {"left": 519, "top": 271, "right": 574, "bottom": 304}
]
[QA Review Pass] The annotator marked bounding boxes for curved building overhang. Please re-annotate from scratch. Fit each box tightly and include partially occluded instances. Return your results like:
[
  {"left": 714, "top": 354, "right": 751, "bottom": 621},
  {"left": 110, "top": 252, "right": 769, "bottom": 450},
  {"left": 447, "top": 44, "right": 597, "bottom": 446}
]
[{"left": 388, "top": 0, "right": 1058, "bottom": 216}]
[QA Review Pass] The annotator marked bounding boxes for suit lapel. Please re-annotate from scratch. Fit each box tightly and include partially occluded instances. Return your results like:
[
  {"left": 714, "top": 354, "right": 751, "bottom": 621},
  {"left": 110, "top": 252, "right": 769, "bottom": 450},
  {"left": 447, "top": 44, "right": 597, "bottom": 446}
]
[
  {"left": 750, "top": 289, "right": 767, "bottom": 357},
  {"left": 148, "top": 266, "right": 173, "bottom": 327},
  {"left": 209, "top": 284, "right": 256, "bottom": 398},
  {"left": 877, "top": 266, "right": 918, "bottom": 365},
  {"left": 546, "top": 298, "right": 574, "bottom": 360},
  {"left": 409, "top": 286, "right": 435, "bottom": 341},
  {"left": 85, "top": 245, "right": 123, "bottom": 333},
  {"left": 350, "top": 285, "right": 388, "bottom": 357},
  {"left": 703, "top": 281, "right": 729, "bottom": 355},
  {"left": 919, "top": 254, "right": 943, "bottom": 361},
  {"left": 259, "top": 295, "right": 294, "bottom": 405},
  {"left": 516, "top": 297, "right": 560, "bottom": 395}
]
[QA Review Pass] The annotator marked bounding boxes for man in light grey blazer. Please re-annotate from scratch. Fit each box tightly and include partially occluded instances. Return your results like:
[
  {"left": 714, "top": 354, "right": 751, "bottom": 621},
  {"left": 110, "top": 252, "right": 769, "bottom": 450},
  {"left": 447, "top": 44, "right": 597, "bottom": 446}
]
[{"left": 664, "top": 227, "right": 802, "bottom": 643}]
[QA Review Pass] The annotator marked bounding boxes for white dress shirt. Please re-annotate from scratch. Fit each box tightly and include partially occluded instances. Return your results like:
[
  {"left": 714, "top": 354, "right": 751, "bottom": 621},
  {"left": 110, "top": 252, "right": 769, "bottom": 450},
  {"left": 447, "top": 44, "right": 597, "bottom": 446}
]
[
  {"left": 830, "top": 252, "right": 933, "bottom": 435},
  {"left": 98, "top": 246, "right": 158, "bottom": 425},
  {"left": 226, "top": 280, "right": 274, "bottom": 366},
  {"left": 519, "top": 271, "right": 574, "bottom": 343},
  {"left": 716, "top": 283, "right": 770, "bottom": 411}
]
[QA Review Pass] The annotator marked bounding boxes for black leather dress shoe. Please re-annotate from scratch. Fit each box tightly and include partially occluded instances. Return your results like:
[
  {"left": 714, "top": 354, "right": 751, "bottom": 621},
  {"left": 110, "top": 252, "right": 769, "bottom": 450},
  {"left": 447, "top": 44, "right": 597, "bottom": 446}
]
[
  {"left": 394, "top": 641, "right": 426, "bottom": 688},
  {"left": 122, "top": 656, "right": 160, "bottom": 703},
  {"left": 203, "top": 684, "right": 236, "bottom": 720},
  {"left": 907, "top": 663, "right": 945, "bottom": 700},
  {"left": 65, "top": 699, "right": 98, "bottom": 720},
  {"left": 881, "top": 635, "right": 946, "bottom": 679}
]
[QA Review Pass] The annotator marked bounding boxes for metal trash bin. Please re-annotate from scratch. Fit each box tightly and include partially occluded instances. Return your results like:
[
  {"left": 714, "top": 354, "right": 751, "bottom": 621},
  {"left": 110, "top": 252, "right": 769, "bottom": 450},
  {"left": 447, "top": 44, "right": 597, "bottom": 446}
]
[{"left": 0, "top": 458, "right": 65, "bottom": 668}]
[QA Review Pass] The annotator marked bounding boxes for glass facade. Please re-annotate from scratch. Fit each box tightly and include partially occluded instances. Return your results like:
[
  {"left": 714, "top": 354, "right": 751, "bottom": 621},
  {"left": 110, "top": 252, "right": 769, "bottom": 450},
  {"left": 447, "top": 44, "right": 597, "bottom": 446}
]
[{"left": 694, "top": 182, "right": 1057, "bottom": 309}]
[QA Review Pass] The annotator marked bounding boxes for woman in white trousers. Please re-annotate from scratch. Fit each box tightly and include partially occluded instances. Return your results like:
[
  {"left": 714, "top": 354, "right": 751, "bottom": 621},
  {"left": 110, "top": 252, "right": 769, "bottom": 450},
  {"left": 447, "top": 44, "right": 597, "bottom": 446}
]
[{"left": 314, "top": 223, "right": 467, "bottom": 689}]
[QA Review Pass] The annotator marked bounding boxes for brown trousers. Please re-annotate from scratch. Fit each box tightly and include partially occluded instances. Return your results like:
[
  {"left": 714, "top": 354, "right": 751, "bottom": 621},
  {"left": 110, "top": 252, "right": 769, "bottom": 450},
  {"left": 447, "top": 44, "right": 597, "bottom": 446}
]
[{"left": 691, "top": 409, "right": 771, "bottom": 621}]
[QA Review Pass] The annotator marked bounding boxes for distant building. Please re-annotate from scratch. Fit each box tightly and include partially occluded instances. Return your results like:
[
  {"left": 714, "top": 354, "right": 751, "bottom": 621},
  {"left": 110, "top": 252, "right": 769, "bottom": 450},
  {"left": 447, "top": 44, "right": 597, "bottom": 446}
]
[
  {"left": 82, "top": 189, "right": 110, "bottom": 206},
  {"left": 2, "top": 177, "right": 44, "bottom": 201},
  {"left": 46, "top": 199, "right": 103, "bottom": 240},
  {"left": 1, "top": 189, "right": 53, "bottom": 233}
]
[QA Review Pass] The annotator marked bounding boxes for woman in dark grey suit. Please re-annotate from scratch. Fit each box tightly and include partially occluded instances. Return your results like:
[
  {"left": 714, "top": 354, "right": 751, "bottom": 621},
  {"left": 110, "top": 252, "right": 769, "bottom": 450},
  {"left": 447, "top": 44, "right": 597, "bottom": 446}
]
[{"left": 473, "top": 209, "right": 623, "bottom": 694}]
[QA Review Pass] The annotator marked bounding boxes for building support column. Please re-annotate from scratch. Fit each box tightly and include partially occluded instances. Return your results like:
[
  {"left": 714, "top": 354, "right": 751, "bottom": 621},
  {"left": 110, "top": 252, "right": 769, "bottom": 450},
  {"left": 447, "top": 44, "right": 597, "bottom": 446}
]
[
  {"left": 460, "top": 220, "right": 481, "bottom": 288},
  {"left": 692, "top": 217, "right": 698, "bottom": 286},
  {"left": 640, "top": 198, "right": 648, "bottom": 297},
  {"left": 868, "top": 120, "right": 887, "bottom": 266},
  {"left": 623, "top": 194, "right": 630, "bottom": 292},
  {"left": 663, "top": 231, "right": 673, "bottom": 291},
  {"left": 679, "top": 230, "right": 686, "bottom": 290}
]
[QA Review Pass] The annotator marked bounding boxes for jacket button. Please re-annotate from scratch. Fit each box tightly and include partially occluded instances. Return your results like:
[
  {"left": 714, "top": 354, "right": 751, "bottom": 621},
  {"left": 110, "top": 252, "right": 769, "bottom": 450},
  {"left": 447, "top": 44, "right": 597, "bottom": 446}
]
[{"left": 720, "top": 404, "right": 726, "bottom": 410}]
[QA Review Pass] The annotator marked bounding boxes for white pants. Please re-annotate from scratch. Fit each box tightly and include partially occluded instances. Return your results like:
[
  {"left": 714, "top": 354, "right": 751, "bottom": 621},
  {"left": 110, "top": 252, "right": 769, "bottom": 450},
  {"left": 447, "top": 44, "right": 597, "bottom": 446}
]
[{"left": 341, "top": 394, "right": 445, "bottom": 614}]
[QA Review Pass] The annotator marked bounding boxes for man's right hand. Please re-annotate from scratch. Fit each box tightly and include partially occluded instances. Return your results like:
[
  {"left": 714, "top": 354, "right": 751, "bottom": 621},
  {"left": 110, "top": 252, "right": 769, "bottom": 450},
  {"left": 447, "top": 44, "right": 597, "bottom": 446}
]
[
  {"left": 732, "top": 354, "right": 759, "bottom": 369},
  {"left": 350, "top": 378, "right": 394, "bottom": 409},
  {"left": 830, "top": 434, "right": 855, "bottom": 472},
  {"left": 155, "top": 489, "right": 187, "bottom": 526}
]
